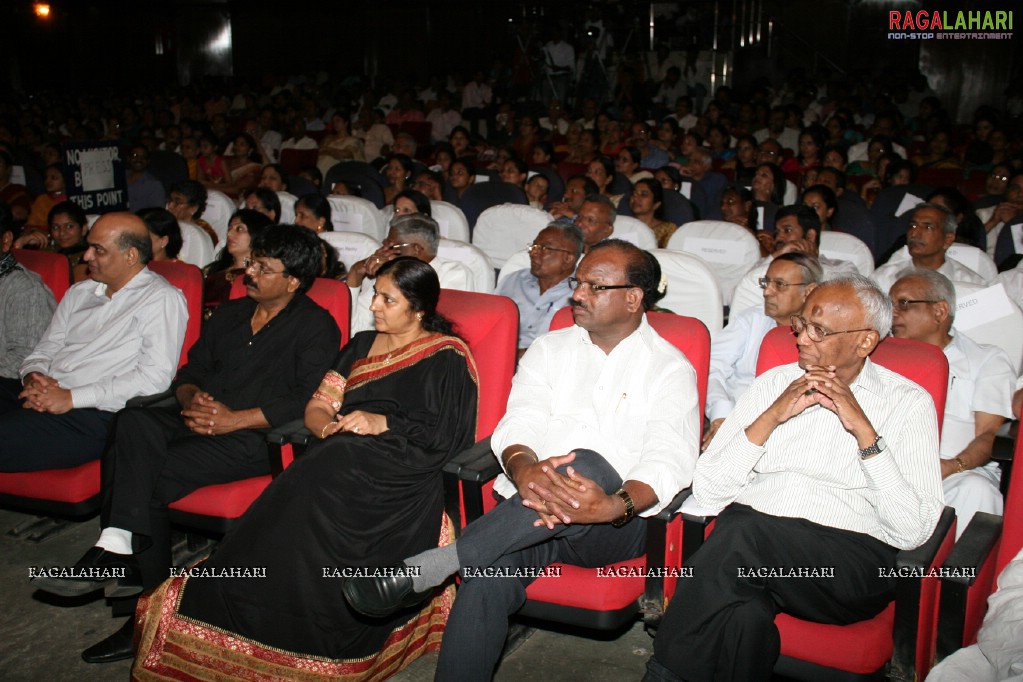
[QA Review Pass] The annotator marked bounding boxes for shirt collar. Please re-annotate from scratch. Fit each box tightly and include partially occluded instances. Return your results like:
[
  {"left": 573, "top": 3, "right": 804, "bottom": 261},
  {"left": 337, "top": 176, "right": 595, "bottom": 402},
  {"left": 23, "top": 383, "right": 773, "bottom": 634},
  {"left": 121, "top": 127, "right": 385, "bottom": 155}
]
[
  {"left": 850, "top": 356, "right": 882, "bottom": 396},
  {"left": 90, "top": 266, "right": 152, "bottom": 299}
]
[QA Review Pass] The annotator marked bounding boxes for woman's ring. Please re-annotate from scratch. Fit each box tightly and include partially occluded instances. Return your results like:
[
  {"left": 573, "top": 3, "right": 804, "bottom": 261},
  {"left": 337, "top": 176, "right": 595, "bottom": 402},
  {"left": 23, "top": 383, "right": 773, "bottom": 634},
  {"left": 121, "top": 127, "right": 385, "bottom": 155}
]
[{"left": 354, "top": 426, "right": 360, "bottom": 433}]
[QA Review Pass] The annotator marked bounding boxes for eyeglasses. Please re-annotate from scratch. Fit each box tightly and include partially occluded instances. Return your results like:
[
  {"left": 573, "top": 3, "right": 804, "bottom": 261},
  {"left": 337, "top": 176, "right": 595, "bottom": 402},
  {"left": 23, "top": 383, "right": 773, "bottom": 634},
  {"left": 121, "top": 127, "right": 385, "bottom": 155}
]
[
  {"left": 790, "top": 315, "right": 873, "bottom": 342},
  {"left": 990, "top": 173, "right": 1009, "bottom": 182},
  {"left": 892, "top": 298, "right": 939, "bottom": 311},
  {"left": 568, "top": 277, "right": 637, "bottom": 293},
  {"left": 758, "top": 277, "right": 809, "bottom": 290},
  {"left": 527, "top": 242, "right": 573, "bottom": 255},
  {"left": 246, "top": 262, "right": 287, "bottom": 277},
  {"left": 384, "top": 242, "right": 414, "bottom": 251}
]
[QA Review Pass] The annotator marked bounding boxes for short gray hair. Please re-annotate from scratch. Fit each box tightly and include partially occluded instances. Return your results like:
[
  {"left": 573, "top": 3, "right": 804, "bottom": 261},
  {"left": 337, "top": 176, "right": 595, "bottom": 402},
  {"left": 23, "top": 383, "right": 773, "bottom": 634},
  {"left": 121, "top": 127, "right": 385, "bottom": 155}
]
[
  {"left": 582, "top": 194, "right": 616, "bottom": 226},
  {"left": 816, "top": 273, "right": 892, "bottom": 338},
  {"left": 544, "top": 220, "right": 585, "bottom": 258},
  {"left": 913, "top": 202, "right": 957, "bottom": 235},
  {"left": 773, "top": 252, "right": 823, "bottom": 284},
  {"left": 392, "top": 214, "right": 440, "bottom": 257},
  {"left": 894, "top": 266, "right": 957, "bottom": 323}
]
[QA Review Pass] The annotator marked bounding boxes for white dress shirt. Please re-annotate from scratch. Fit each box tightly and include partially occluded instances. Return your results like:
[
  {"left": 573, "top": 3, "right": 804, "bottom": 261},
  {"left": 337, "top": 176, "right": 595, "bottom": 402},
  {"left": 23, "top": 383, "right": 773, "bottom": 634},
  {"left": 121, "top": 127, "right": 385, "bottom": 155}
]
[
  {"left": 462, "top": 82, "right": 492, "bottom": 110},
  {"left": 20, "top": 268, "right": 187, "bottom": 412},
  {"left": 492, "top": 317, "right": 700, "bottom": 516},
  {"left": 426, "top": 108, "right": 463, "bottom": 143},
  {"left": 706, "top": 305, "right": 778, "bottom": 421},
  {"left": 349, "top": 256, "right": 474, "bottom": 334},
  {"left": 871, "top": 256, "right": 989, "bottom": 294},
  {"left": 694, "top": 360, "right": 944, "bottom": 550}
]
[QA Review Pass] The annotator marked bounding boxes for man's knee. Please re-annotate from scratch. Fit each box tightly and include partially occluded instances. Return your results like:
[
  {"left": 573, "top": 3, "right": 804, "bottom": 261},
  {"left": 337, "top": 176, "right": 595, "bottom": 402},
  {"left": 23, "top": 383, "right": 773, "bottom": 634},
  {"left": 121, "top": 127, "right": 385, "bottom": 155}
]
[{"left": 554, "top": 449, "right": 621, "bottom": 490}]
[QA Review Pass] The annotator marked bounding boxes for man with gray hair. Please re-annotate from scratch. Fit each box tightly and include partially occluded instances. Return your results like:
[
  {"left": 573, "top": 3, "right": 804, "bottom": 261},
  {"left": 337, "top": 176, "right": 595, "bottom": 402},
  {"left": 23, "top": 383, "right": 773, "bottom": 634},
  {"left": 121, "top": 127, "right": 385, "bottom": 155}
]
[
  {"left": 346, "top": 214, "right": 473, "bottom": 333},
  {"left": 0, "top": 212, "right": 187, "bottom": 472},
  {"left": 889, "top": 268, "right": 1014, "bottom": 538},
  {"left": 574, "top": 194, "right": 616, "bottom": 253},
  {"left": 679, "top": 146, "right": 727, "bottom": 218},
  {"left": 703, "top": 252, "right": 823, "bottom": 450},
  {"left": 648, "top": 273, "right": 944, "bottom": 681},
  {"left": 497, "top": 220, "right": 583, "bottom": 356},
  {"left": 871, "top": 203, "right": 989, "bottom": 294}
]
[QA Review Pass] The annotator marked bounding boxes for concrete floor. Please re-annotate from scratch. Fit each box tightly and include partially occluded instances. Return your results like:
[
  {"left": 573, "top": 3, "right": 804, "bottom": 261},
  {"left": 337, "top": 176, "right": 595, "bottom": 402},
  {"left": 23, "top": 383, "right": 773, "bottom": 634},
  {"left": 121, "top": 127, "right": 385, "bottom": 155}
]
[{"left": 0, "top": 507, "right": 655, "bottom": 682}]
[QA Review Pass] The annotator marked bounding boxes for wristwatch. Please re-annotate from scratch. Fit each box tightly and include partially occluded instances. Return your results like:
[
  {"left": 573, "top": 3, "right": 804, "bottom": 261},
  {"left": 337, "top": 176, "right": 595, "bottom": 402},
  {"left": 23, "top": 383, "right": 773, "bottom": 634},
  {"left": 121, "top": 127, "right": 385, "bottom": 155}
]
[
  {"left": 858, "top": 436, "right": 887, "bottom": 459},
  {"left": 610, "top": 488, "right": 635, "bottom": 528}
]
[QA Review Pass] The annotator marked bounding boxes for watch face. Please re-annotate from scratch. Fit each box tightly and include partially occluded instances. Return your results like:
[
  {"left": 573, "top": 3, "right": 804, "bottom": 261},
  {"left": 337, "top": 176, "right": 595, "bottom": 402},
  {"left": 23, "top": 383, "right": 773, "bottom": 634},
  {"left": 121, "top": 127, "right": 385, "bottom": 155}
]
[{"left": 875, "top": 437, "right": 886, "bottom": 452}]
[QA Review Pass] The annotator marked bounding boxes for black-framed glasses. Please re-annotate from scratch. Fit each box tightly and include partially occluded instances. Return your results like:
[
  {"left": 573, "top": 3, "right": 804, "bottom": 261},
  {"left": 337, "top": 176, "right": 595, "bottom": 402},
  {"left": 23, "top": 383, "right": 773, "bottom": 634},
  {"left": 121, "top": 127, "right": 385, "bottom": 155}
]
[
  {"left": 527, "top": 242, "right": 573, "bottom": 256},
  {"left": 892, "top": 298, "right": 939, "bottom": 312},
  {"left": 568, "top": 277, "right": 637, "bottom": 293},
  {"left": 790, "top": 315, "right": 873, "bottom": 342},
  {"left": 758, "top": 277, "right": 809, "bottom": 290}
]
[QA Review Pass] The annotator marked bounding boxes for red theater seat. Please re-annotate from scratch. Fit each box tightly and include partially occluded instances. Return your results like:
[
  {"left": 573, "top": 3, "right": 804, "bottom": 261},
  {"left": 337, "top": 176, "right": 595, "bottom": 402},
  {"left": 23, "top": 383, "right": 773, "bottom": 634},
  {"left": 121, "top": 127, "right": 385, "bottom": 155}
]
[{"left": 13, "top": 248, "right": 70, "bottom": 302}]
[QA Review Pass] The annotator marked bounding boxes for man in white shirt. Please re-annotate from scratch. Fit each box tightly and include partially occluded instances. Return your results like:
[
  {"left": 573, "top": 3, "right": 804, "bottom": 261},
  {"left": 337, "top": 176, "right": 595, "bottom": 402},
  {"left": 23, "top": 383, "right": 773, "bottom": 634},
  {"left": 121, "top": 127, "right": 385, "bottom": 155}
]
[
  {"left": 668, "top": 96, "right": 698, "bottom": 132},
  {"left": 346, "top": 215, "right": 473, "bottom": 333},
  {"left": 754, "top": 107, "right": 800, "bottom": 153},
  {"left": 847, "top": 113, "right": 908, "bottom": 162},
  {"left": 426, "top": 92, "right": 463, "bottom": 143},
  {"left": 0, "top": 213, "right": 187, "bottom": 471},
  {"left": 542, "top": 28, "right": 575, "bottom": 106},
  {"left": 704, "top": 253, "right": 822, "bottom": 449},
  {"left": 648, "top": 274, "right": 943, "bottom": 681},
  {"left": 889, "top": 269, "right": 1014, "bottom": 537},
  {"left": 344, "top": 240, "right": 700, "bottom": 681},
  {"left": 497, "top": 221, "right": 582, "bottom": 357},
  {"left": 872, "top": 203, "right": 989, "bottom": 293}
]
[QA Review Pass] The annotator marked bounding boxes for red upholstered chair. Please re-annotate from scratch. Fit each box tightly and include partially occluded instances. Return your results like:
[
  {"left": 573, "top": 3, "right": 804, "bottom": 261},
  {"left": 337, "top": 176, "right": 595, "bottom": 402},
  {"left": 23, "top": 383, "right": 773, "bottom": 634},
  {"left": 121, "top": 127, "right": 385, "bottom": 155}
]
[
  {"left": 457, "top": 308, "right": 711, "bottom": 630},
  {"left": 0, "top": 263, "right": 203, "bottom": 523},
  {"left": 13, "top": 248, "right": 70, "bottom": 302},
  {"left": 935, "top": 428, "right": 1023, "bottom": 662},
  {"left": 166, "top": 278, "right": 351, "bottom": 533},
  {"left": 682, "top": 325, "right": 955, "bottom": 681}
]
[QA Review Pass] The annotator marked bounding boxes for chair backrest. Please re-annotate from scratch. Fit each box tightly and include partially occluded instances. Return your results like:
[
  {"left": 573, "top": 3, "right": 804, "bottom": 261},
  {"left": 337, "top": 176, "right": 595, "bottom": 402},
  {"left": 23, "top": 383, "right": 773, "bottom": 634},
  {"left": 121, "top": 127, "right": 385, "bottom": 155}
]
[
  {"left": 833, "top": 198, "right": 878, "bottom": 258},
  {"left": 610, "top": 215, "right": 658, "bottom": 250},
  {"left": 529, "top": 166, "right": 565, "bottom": 203},
  {"left": 13, "top": 249, "right": 70, "bottom": 302},
  {"left": 276, "top": 191, "right": 298, "bottom": 224},
  {"left": 201, "top": 189, "right": 236, "bottom": 246},
  {"left": 147, "top": 150, "right": 188, "bottom": 194},
  {"left": 430, "top": 201, "right": 471, "bottom": 242},
  {"left": 327, "top": 195, "right": 387, "bottom": 240},
  {"left": 279, "top": 148, "right": 318, "bottom": 176},
  {"left": 728, "top": 266, "right": 765, "bottom": 317},
  {"left": 952, "top": 282, "right": 1023, "bottom": 374},
  {"left": 755, "top": 326, "right": 948, "bottom": 432},
  {"left": 148, "top": 260, "right": 203, "bottom": 368},
  {"left": 649, "top": 249, "right": 724, "bottom": 333},
  {"left": 661, "top": 189, "right": 698, "bottom": 226},
  {"left": 319, "top": 231, "right": 381, "bottom": 272},
  {"left": 458, "top": 182, "right": 529, "bottom": 230},
  {"left": 324, "top": 167, "right": 387, "bottom": 209},
  {"left": 436, "top": 289, "right": 517, "bottom": 440},
  {"left": 177, "top": 221, "right": 214, "bottom": 268},
  {"left": 665, "top": 220, "right": 761, "bottom": 303},
  {"left": 550, "top": 308, "right": 711, "bottom": 425},
  {"left": 820, "top": 231, "right": 875, "bottom": 276},
  {"left": 869, "top": 184, "right": 934, "bottom": 260},
  {"left": 229, "top": 276, "right": 352, "bottom": 344},
  {"left": 496, "top": 249, "right": 532, "bottom": 288},
  {"left": 472, "top": 204, "right": 552, "bottom": 268},
  {"left": 287, "top": 175, "right": 318, "bottom": 198},
  {"left": 947, "top": 243, "right": 997, "bottom": 282},
  {"left": 437, "top": 238, "right": 495, "bottom": 293}
]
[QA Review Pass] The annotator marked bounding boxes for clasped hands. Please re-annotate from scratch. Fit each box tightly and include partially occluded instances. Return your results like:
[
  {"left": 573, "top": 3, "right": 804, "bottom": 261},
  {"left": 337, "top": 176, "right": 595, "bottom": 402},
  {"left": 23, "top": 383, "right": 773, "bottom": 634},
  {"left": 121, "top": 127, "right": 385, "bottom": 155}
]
[
  {"left": 513, "top": 451, "right": 620, "bottom": 530},
  {"left": 20, "top": 373, "right": 73, "bottom": 414},
  {"left": 763, "top": 364, "right": 874, "bottom": 443}
]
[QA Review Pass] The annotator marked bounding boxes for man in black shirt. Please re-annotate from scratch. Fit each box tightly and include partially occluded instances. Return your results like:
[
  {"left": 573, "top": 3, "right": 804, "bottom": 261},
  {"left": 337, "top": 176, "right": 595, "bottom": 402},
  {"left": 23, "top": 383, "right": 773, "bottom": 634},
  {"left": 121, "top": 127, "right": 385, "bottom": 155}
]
[{"left": 33, "top": 224, "right": 341, "bottom": 662}]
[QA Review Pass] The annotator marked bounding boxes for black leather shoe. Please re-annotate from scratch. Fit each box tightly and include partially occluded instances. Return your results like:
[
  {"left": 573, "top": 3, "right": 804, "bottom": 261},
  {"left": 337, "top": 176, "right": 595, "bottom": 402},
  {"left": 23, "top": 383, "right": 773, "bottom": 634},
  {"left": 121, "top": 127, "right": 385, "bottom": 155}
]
[
  {"left": 32, "top": 546, "right": 142, "bottom": 598},
  {"left": 82, "top": 620, "right": 135, "bottom": 663},
  {"left": 342, "top": 567, "right": 429, "bottom": 617}
]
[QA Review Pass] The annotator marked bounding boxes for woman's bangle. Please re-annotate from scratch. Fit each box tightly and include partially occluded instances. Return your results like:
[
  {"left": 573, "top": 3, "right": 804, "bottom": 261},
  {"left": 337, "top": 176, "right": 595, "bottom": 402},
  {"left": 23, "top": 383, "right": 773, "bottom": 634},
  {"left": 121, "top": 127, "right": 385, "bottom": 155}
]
[
  {"left": 954, "top": 456, "right": 967, "bottom": 473},
  {"left": 320, "top": 421, "right": 336, "bottom": 439}
]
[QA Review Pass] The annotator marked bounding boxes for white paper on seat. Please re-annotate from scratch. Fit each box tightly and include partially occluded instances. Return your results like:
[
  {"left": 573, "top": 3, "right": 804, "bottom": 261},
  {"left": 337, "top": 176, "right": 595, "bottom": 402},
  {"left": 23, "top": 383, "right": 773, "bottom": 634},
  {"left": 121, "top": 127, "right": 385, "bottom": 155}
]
[
  {"left": 680, "top": 182, "right": 692, "bottom": 199},
  {"left": 894, "top": 192, "right": 926, "bottom": 217},
  {"left": 474, "top": 176, "right": 490, "bottom": 183},
  {"left": 1012, "top": 223, "right": 1023, "bottom": 254},
  {"left": 955, "top": 284, "right": 1015, "bottom": 332},
  {"left": 756, "top": 206, "right": 765, "bottom": 228},
  {"left": 685, "top": 237, "right": 750, "bottom": 266},
  {"left": 334, "top": 213, "right": 364, "bottom": 231}
]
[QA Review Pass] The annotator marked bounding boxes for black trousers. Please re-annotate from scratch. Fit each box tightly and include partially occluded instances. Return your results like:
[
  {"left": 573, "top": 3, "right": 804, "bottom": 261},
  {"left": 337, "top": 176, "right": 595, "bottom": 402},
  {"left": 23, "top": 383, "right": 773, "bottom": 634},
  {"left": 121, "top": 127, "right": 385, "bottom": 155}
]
[
  {"left": 648, "top": 504, "right": 898, "bottom": 682},
  {"left": 434, "top": 449, "right": 648, "bottom": 682},
  {"left": 0, "top": 379, "right": 113, "bottom": 471},
  {"left": 101, "top": 405, "right": 269, "bottom": 589}
]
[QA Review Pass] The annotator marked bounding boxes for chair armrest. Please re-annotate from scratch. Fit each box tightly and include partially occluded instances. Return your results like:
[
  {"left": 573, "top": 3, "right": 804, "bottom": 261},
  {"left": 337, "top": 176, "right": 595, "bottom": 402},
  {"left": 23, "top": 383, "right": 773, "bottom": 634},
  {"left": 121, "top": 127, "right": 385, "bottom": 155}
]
[
  {"left": 653, "top": 488, "right": 693, "bottom": 522},
  {"left": 992, "top": 433, "right": 1014, "bottom": 464},
  {"left": 125, "top": 390, "right": 176, "bottom": 409},
  {"left": 935, "top": 512, "right": 1004, "bottom": 662},
  {"left": 442, "top": 436, "right": 493, "bottom": 478},
  {"left": 266, "top": 418, "right": 310, "bottom": 447},
  {"left": 641, "top": 487, "right": 694, "bottom": 629},
  {"left": 897, "top": 506, "right": 956, "bottom": 570}
]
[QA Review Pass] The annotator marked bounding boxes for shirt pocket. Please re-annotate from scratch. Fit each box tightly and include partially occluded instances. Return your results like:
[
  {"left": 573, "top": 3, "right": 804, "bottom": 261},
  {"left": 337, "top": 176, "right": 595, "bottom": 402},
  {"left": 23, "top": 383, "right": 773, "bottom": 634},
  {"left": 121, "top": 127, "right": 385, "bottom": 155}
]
[{"left": 945, "top": 377, "right": 975, "bottom": 421}]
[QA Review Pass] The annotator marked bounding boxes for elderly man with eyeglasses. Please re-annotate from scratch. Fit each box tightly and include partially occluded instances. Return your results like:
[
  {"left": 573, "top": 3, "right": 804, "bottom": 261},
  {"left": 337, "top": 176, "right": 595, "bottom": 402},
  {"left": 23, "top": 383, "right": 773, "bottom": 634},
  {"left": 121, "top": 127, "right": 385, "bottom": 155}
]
[
  {"left": 889, "top": 268, "right": 1013, "bottom": 539},
  {"left": 32, "top": 224, "right": 340, "bottom": 664},
  {"left": 344, "top": 239, "right": 700, "bottom": 681},
  {"left": 497, "top": 221, "right": 583, "bottom": 357},
  {"left": 646, "top": 273, "right": 944, "bottom": 682},
  {"left": 702, "top": 252, "right": 823, "bottom": 451}
]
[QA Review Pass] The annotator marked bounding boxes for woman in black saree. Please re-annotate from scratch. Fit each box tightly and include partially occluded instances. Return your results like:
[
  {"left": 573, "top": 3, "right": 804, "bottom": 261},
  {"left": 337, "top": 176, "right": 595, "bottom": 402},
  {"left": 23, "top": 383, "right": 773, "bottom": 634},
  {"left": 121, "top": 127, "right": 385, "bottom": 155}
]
[{"left": 133, "top": 257, "right": 479, "bottom": 681}]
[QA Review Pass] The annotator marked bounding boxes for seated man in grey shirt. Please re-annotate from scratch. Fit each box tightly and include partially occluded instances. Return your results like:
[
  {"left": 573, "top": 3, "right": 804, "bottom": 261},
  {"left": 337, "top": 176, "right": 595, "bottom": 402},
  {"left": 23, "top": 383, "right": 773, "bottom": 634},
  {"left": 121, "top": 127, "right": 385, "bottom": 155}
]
[{"left": 496, "top": 220, "right": 581, "bottom": 358}]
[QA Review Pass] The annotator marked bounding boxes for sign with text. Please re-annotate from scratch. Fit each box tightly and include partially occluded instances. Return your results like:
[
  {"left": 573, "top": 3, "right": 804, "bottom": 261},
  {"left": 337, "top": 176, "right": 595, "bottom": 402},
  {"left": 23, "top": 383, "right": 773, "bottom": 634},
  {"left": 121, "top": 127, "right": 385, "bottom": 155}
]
[{"left": 62, "top": 142, "right": 128, "bottom": 214}]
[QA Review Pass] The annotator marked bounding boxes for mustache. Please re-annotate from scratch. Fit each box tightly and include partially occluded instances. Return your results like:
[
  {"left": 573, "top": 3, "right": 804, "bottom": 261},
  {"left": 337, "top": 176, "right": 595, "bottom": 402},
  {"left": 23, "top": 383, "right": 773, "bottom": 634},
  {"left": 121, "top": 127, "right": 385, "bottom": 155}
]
[
  {"left": 242, "top": 275, "right": 257, "bottom": 289},
  {"left": 570, "top": 299, "right": 584, "bottom": 308},
  {"left": 907, "top": 238, "right": 926, "bottom": 247}
]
